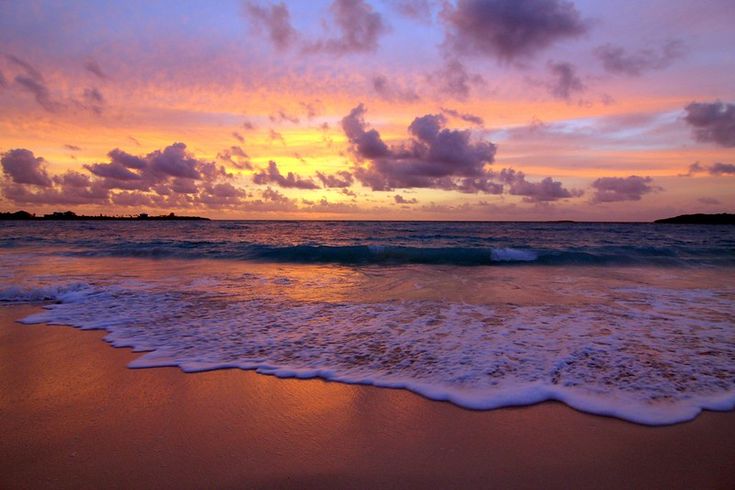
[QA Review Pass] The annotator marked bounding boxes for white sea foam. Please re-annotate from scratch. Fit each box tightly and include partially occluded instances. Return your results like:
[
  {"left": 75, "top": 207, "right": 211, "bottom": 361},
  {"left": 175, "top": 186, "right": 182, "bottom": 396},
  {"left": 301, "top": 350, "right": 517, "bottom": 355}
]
[{"left": 8, "top": 276, "right": 735, "bottom": 426}]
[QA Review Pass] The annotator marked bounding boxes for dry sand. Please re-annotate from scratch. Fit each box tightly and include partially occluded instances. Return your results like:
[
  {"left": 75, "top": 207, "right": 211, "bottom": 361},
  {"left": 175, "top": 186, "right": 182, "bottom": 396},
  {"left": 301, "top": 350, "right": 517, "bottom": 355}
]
[{"left": 1, "top": 305, "right": 734, "bottom": 489}]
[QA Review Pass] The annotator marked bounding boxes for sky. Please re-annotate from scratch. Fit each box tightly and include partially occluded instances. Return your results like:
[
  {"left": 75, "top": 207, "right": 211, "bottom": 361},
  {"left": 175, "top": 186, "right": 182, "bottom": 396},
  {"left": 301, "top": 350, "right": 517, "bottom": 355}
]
[{"left": 0, "top": 0, "right": 733, "bottom": 220}]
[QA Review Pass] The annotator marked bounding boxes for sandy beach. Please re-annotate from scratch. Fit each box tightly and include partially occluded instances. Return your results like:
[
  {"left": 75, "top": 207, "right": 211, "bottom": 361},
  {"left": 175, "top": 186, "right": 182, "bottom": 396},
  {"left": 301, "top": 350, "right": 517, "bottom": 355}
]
[{"left": 1, "top": 305, "right": 734, "bottom": 489}]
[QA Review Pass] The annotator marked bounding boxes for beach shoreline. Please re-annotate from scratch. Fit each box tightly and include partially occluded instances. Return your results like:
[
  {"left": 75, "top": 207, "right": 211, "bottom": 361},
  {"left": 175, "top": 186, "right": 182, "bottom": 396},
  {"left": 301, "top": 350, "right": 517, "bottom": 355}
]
[{"left": 1, "top": 305, "right": 734, "bottom": 489}]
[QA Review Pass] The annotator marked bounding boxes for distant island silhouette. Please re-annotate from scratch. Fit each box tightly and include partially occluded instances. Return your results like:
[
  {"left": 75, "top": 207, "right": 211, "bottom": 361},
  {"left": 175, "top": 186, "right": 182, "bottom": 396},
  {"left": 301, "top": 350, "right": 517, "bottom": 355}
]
[
  {"left": 654, "top": 213, "right": 735, "bottom": 225},
  {"left": 0, "top": 210, "right": 209, "bottom": 221}
]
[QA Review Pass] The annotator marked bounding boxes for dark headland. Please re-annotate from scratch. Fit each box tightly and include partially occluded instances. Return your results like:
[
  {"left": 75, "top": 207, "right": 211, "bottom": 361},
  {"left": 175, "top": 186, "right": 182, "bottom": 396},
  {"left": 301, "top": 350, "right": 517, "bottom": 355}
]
[
  {"left": 654, "top": 213, "right": 735, "bottom": 225},
  {"left": 0, "top": 210, "right": 209, "bottom": 221}
]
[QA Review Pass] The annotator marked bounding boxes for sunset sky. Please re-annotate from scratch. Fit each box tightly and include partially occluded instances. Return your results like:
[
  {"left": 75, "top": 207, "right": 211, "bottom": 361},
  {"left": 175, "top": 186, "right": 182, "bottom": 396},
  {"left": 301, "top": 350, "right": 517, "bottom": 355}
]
[{"left": 0, "top": 0, "right": 733, "bottom": 220}]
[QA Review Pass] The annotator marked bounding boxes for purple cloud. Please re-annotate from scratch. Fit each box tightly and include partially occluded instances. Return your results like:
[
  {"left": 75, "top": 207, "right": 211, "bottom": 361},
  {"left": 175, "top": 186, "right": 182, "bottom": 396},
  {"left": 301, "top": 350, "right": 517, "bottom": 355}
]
[
  {"left": 243, "top": 1, "right": 297, "bottom": 50},
  {"left": 84, "top": 60, "right": 108, "bottom": 80},
  {"left": 594, "top": 40, "right": 684, "bottom": 77},
  {"left": 372, "top": 75, "right": 420, "bottom": 102},
  {"left": 252, "top": 161, "right": 319, "bottom": 189},
  {"left": 591, "top": 175, "right": 657, "bottom": 203},
  {"left": 1, "top": 149, "right": 54, "bottom": 187},
  {"left": 440, "top": 107, "right": 484, "bottom": 126},
  {"left": 442, "top": 0, "right": 587, "bottom": 62},
  {"left": 430, "top": 59, "right": 484, "bottom": 100},
  {"left": 310, "top": 0, "right": 388, "bottom": 54},
  {"left": 394, "top": 194, "right": 418, "bottom": 204},
  {"left": 499, "top": 168, "right": 582, "bottom": 202},
  {"left": 316, "top": 170, "right": 354, "bottom": 187},
  {"left": 545, "top": 61, "right": 585, "bottom": 100},
  {"left": 684, "top": 101, "right": 735, "bottom": 147},
  {"left": 343, "top": 104, "right": 499, "bottom": 192}
]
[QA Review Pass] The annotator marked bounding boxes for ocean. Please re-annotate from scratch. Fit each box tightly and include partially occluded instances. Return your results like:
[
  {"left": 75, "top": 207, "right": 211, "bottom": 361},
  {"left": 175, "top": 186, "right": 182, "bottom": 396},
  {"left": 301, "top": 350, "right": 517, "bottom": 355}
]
[{"left": 1, "top": 220, "right": 734, "bottom": 425}]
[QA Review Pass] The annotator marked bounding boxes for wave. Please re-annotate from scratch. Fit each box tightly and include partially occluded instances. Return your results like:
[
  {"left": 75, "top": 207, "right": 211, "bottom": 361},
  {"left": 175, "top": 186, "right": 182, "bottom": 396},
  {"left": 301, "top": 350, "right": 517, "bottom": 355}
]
[{"left": 65, "top": 242, "right": 733, "bottom": 267}]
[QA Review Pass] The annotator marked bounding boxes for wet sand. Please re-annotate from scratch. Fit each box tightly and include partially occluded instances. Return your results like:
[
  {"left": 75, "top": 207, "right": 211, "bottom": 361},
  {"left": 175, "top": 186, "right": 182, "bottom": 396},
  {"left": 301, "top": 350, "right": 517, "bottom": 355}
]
[{"left": 1, "top": 305, "right": 734, "bottom": 489}]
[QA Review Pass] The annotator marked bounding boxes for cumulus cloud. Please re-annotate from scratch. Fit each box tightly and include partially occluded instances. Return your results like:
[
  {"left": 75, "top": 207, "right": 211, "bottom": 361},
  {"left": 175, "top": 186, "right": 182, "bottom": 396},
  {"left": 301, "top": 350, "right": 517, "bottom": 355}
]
[
  {"left": 590, "top": 175, "right": 657, "bottom": 203},
  {"left": 394, "top": 194, "right": 418, "bottom": 204},
  {"left": 316, "top": 170, "right": 354, "bottom": 187},
  {"left": 498, "top": 168, "right": 582, "bottom": 202},
  {"left": 709, "top": 162, "right": 735, "bottom": 175},
  {"left": 545, "top": 61, "right": 585, "bottom": 100},
  {"left": 684, "top": 101, "right": 735, "bottom": 147},
  {"left": 440, "top": 107, "right": 484, "bottom": 126},
  {"left": 1, "top": 143, "right": 248, "bottom": 210},
  {"left": 1, "top": 149, "right": 54, "bottom": 187},
  {"left": 252, "top": 161, "right": 319, "bottom": 189},
  {"left": 243, "top": 1, "right": 297, "bottom": 50},
  {"left": 682, "top": 161, "right": 735, "bottom": 177},
  {"left": 372, "top": 75, "right": 419, "bottom": 102},
  {"left": 309, "top": 0, "right": 388, "bottom": 54},
  {"left": 343, "top": 104, "right": 579, "bottom": 200},
  {"left": 344, "top": 106, "right": 497, "bottom": 191},
  {"left": 441, "top": 0, "right": 587, "bottom": 62},
  {"left": 594, "top": 40, "right": 684, "bottom": 77}
]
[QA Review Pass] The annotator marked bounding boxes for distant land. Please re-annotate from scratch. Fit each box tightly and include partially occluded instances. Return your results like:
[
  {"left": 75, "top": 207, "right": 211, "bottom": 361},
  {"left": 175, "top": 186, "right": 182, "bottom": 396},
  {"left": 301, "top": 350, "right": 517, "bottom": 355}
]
[
  {"left": 654, "top": 213, "right": 735, "bottom": 225},
  {"left": 0, "top": 210, "right": 733, "bottom": 224},
  {"left": 0, "top": 210, "right": 209, "bottom": 221}
]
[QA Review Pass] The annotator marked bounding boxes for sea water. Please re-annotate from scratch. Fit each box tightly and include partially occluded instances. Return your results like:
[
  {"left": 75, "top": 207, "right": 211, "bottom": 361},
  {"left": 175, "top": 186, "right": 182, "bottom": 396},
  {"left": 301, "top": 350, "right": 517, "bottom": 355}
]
[{"left": 1, "top": 220, "right": 733, "bottom": 425}]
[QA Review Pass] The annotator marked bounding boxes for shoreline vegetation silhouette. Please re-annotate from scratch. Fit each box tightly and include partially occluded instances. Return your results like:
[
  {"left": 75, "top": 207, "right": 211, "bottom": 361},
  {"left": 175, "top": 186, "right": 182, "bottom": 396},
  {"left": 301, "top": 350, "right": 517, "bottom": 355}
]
[{"left": 0, "top": 210, "right": 209, "bottom": 221}]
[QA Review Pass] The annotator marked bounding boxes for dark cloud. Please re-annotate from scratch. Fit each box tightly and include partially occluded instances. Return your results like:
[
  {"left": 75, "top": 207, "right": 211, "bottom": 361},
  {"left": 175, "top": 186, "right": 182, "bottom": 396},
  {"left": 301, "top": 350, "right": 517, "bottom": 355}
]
[
  {"left": 252, "top": 161, "right": 319, "bottom": 189},
  {"left": 269, "top": 110, "right": 300, "bottom": 124},
  {"left": 591, "top": 175, "right": 656, "bottom": 203},
  {"left": 343, "top": 104, "right": 499, "bottom": 192},
  {"left": 442, "top": 0, "right": 587, "bottom": 62},
  {"left": 6, "top": 55, "right": 44, "bottom": 81},
  {"left": 84, "top": 161, "right": 142, "bottom": 181},
  {"left": 217, "top": 146, "right": 252, "bottom": 170},
  {"left": 709, "top": 162, "right": 735, "bottom": 175},
  {"left": 82, "top": 87, "right": 105, "bottom": 114},
  {"left": 545, "top": 61, "right": 585, "bottom": 100},
  {"left": 316, "top": 170, "right": 354, "bottom": 188},
  {"left": 372, "top": 75, "right": 419, "bottom": 102},
  {"left": 243, "top": 1, "right": 297, "bottom": 50},
  {"left": 440, "top": 107, "right": 484, "bottom": 125},
  {"left": 2, "top": 144, "right": 246, "bottom": 209},
  {"left": 684, "top": 101, "right": 735, "bottom": 147},
  {"left": 430, "top": 59, "right": 484, "bottom": 100},
  {"left": 64, "top": 144, "right": 82, "bottom": 151},
  {"left": 341, "top": 104, "right": 390, "bottom": 159},
  {"left": 681, "top": 161, "right": 735, "bottom": 177},
  {"left": 5, "top": 55, "right": 60, "bottom": 112},
  {"left": 394, "top": 194, "right": 418, "bottom": 204},
  {"left": 84, "top": 60, "right": 108, "bottom": 80},
  {"left": 309, "top": 0, "right": 388, "bottom": 54},
  {"left": 242, "top": 120, "right": 256, "bottom": 130},
  {"left": 1, "top": 149, "right": 53, "bottom": 187},
  {"left": 594, "top": 40, "right": 684, "bottom": 77},
  {"left": 14, "top": 74, "right": 59, "bottom": 112},
  {"left": 498, "top": 168, "right": 581, "bottom": 202}
]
